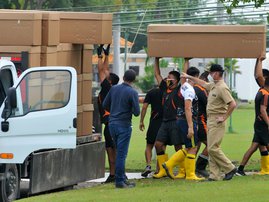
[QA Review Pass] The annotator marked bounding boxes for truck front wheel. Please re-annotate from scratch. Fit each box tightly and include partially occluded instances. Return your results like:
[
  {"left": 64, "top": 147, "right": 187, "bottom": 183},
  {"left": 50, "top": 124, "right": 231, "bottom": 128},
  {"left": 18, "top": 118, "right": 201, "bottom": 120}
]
[{"left": 0, "top": 164, "right": 20, "bottom": 202}]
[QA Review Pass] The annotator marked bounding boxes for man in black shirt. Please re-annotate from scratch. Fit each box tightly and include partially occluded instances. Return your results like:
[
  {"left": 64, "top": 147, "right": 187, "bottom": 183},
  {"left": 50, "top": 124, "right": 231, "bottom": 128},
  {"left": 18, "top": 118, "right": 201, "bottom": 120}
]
[
  {"left": 237, "top": 55, "right": 269, "bottom": 176},
  {"left": 194, "top": 71, "right": 209, "bottom": 178},
  {"left": 153, "top": 57, "right": 183, "bottom": 179},
  {"left": 139, "top": 87, "right": 163, "bottom": 177},
  {"left": 97, "top": 44, "right": 119, "bottom": 183}
]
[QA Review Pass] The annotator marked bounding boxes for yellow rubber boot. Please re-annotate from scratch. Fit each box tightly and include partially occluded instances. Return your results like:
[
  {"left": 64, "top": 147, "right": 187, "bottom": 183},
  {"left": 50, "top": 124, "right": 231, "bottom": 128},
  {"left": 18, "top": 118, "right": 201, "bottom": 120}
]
[
  {"left": 153, "top": 154, "right": 168, "bottom": 179},
  {"left": 174, "top": 159, "right": 186, "bottom": 179},
  {"left": 259, "top": 155, "right": 269, "bottom": 175},
  {"left": 185, "top": 154, "right": 204, "bottom": 181},
  {"left": 162, "top": 149, "right": 186, "bottom": 179}
]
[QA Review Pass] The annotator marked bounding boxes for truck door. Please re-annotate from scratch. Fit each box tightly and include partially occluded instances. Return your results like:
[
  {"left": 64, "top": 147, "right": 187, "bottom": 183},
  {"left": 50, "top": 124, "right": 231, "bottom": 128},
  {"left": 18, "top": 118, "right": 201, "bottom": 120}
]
[{"left": 0, "top": 67, "right": 77, "bottom": 164}]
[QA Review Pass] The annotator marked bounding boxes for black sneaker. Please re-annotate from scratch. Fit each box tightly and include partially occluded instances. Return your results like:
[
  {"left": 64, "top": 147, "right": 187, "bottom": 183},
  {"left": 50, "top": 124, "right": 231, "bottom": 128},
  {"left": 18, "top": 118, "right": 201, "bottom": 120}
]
[
  {"left": 196, "top": 169, "right": 209, "bottom": 178},
  {"left": 141, "top": 165, "right": 152, "bottom": 178},
  {"left": 236, "top": 169, "right": 246, "bottom": 176},
  {"left": 104, "top": 175, "right": 115, "bottom": 183},
  {"left": 223, "top": 168, "right": 237, "bottom": 181},
  {"left": 115, "top": 181, "right": 135, "bottom": 188}
]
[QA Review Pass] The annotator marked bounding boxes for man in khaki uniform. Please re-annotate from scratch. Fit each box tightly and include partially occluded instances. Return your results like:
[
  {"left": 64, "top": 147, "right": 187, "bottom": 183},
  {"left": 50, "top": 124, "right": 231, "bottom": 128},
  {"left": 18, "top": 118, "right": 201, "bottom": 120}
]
[{"left": 182, "top": 64, "right": 237, "bottom": 181}]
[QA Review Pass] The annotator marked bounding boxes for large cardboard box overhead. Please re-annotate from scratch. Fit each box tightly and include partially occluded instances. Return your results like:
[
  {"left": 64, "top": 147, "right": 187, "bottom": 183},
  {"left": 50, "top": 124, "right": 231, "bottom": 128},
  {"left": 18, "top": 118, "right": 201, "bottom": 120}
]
[
  {"left": 42, "top": 12, "right": 60, "bottom": 46},
  {"left": 0, "top": 46, "right": 41, "bottom": 67},
  {"left": 147, "top": 24, "right": 266, "bottom": 58},
  {"left": 59, "top": 12, "right": 113, "bottom": 44},
  {"left": 0, "top": 12, "right": 42, "bottom": 46}
]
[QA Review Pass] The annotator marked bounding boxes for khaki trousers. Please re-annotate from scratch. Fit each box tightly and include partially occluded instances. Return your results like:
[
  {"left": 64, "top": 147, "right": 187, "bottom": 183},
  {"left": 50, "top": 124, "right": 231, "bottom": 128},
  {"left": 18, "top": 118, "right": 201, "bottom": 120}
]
[{"left": 207, "top": 114, "right": 235, "bottom": 180}]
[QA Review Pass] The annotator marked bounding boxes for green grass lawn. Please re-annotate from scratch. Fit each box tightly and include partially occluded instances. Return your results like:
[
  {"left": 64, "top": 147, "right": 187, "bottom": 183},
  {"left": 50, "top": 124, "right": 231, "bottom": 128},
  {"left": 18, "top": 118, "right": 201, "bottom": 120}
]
[{"left": 19, "top": 104, "right": 267, "bottom": 202}]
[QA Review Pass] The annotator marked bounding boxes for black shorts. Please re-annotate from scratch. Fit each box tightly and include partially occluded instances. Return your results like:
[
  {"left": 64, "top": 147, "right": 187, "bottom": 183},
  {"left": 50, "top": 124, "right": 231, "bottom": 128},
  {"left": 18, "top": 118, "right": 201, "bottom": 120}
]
[
  {"left": 197, "top": 120, "right": 207, "bottom": 142},
  {"left": 155, "top": 120, "right": 183, "bottom": 146},
  {"left": 252, "top": 121, "right": 269, "bottom": 146},
  {"left": 104, "top": 124, "right": 114, "bottom": 148},
  {"left": 146, "top": 118, "right": 162, "bottom": 145},
  {"left": 177, "top": 119, "right": 198, "bottom": 148}
]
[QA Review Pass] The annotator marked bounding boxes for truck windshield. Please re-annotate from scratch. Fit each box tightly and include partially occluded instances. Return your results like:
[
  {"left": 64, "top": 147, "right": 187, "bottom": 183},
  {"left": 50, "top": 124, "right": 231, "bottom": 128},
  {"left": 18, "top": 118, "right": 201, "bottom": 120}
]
[{"left": 15, "top": 70, "right": 71, "bottom": 116}]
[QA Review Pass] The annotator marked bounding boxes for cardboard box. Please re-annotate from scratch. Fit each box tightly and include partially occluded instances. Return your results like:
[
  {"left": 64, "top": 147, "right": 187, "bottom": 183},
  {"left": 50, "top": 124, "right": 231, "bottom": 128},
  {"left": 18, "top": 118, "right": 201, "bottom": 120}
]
[
  {"left": 82, "top": 73, "right": 93, "bottom": 104},
  {"left": 42, "top": 12, "right": 60, "bottom": 46},
  {"left": 77, "top": 104, "right": 94, "bottom": 137},
  {"left": 82, "top": 44, "right": 93, "bottom": 73},
  {"left": 147, "top": 24, "right": 266, "bottom": 58},
  {"left": 59, "top": 12, "right": 113, "bottom": 44},
  {"left": 57, "top": 43, "right": 82, "bottom": 74},
  {"left": 0, "top": 46, "right": 41, "bottom": 67},
  {"left": 0, "top": 12, "right": 42, "bottom": 46},
  {"left": 77, "top": 105, "right": 83, "bottom": 137},
  {"left": 41, "top": 46, "right": 57, "bottom": 66},
  {"left": 82, "top": 104, "right": 94, "bottom": 136}
]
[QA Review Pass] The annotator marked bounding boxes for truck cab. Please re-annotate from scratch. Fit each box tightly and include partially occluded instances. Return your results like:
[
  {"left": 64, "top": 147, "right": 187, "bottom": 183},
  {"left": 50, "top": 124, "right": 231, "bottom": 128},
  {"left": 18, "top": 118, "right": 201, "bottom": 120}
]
[{"left": 0, "top": 61, "right": 105, "bottom": 201}]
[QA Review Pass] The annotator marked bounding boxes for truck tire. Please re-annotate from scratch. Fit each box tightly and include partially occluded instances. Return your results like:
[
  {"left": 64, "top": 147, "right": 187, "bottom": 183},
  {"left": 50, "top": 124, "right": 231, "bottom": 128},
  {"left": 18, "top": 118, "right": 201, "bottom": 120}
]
[{"left": 0, "top": 164, "right": 20, "bottom": 202}]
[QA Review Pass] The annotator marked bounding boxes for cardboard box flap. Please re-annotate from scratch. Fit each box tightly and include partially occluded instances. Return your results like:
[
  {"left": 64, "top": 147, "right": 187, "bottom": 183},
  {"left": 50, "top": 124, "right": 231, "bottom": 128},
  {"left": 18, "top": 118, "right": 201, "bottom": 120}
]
[
  {"left": 147, "top": 24, "right": 266, "bottom": 33},
  {"left": 42, "top": 12, "right": 60, "bottom": 21},
  {"left": 60, "top": 12, "right": 112, "bottom": 21},
  {"left": 0, "top": 12, "right": 42, "bottom": 20},
  {"left": 82, "top": 73, "right": 93, "bottom": 81},
  {"left": 83, "top": 104, "right": 94, "bottom": 112},
  {"left": 41, "top": 46, "right": 57, "bottom": 54},
  {"left": 0, "top": 46, "right": 41, "bottom": 53},
  {"left": 57, "top": 43, "right": 82, "bottom": 51},
  {"left": 83, "top": 44, "right": 94, "bottom": 50},
  {"left": 77, "top": 105, "right": 83, "bottom": 113}
]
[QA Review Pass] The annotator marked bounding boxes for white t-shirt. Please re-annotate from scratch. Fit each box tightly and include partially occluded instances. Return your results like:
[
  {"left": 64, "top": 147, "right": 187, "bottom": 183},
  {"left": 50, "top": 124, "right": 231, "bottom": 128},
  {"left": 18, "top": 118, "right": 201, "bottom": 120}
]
[{"left": 180, "top": 82, "right": 196, "bottom": 101}]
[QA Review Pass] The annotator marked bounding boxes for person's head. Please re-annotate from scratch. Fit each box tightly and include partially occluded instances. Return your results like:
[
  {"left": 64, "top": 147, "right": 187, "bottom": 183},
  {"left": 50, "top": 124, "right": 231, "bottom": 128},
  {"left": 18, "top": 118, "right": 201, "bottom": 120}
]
[
  {"left": 262, "top": 69, "right": 269, "bottom": 80},
  {"left": 123, "top": 69, "right": 136, "bottom": 83},
  {"left": 187, "top": 66, "right": 200, "bottom": 78},
  {"left": 208, "top": 64, "right": 224, "bottom": 81},
  {"left": 199, "top": 71, "right": 209, "bottom": 82},
  {"left": 108, "top": 73, "right": 119, "bottom": 86},
  {"left": 166, "top": 70, "right": 180, "bottom": 89}
]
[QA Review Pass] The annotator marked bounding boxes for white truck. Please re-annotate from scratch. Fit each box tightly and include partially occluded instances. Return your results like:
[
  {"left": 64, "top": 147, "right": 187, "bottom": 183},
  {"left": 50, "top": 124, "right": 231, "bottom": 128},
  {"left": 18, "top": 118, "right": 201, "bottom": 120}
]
[{"left": 0, "top": 60, "right": 105, "bottom": 201}]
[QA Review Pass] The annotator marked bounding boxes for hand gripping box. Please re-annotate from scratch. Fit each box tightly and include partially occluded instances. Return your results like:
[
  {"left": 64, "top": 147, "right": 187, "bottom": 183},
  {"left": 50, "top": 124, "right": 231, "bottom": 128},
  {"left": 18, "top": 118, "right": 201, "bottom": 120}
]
[
  {"left": 60, "top": 12, "right": 113, "bottom": 44},
  {"left": 147, "top": 24, "right": 266, "bottom": 58}
]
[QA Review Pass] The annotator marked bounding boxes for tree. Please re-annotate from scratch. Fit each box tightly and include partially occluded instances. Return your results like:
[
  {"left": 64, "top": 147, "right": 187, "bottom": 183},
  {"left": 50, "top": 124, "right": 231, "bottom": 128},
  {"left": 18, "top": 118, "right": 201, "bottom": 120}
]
[{"left": 219, "top": 0, "right": 266, "bottom": 14}]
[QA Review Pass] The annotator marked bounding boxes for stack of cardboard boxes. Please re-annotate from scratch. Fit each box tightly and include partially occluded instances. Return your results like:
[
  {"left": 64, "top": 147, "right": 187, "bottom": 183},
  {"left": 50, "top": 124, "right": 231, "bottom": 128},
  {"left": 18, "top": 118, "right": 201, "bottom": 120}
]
[{"left": 0, "top": 10, "right": 112, "bottom": 137}]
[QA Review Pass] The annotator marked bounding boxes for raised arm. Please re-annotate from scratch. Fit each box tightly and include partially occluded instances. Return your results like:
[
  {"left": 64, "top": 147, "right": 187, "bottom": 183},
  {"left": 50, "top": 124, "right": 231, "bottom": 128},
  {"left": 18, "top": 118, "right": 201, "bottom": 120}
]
[
  {"left": 103, "top": 44, "right": 111, "bottom": 79},
  {"left": 154, "top": 57, "right": 163, "bottom": 85},
  {"left": 182, "top": 72, "right": 208, "bottom": 87},
  {"left": 97, "top": 44, "right": 106, "bottom": 82},
  {"left": 255, "top": 55, "right": 266, "bottom": 87},
  {"left": 181, "top": 58, "right": 190, "bottom": 85}
]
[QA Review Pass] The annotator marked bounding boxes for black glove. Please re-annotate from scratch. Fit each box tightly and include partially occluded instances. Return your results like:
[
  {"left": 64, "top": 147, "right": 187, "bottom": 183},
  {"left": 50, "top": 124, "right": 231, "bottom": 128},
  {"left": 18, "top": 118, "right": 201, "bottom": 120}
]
[
  {"left": 103, "top": 44, "right": 110, "bottom": 56},
  {"left": 97, "top": 44, "right": 104, "bottom": 58}
]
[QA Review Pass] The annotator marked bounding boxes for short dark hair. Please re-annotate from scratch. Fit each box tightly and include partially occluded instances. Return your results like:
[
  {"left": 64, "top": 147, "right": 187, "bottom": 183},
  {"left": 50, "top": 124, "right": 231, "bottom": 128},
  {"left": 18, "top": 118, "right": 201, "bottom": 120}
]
[
  {"left": 210, "top": 64, "right": 224, "bottom": 73},
  {"left": 109, "top": 73, "right": 119, "bottom": 85},
  {"left": 124, "top": 69, "right": 136, "bottom": 82},
  {"left": 187, "top": 66, "right": 200, "bottom": 77},
  {"left": 199, "top": 71, "right": 209, "bottom": 82},
  {"left": 262, "top": 69, "right": 269, "bottom": 78},
  {"left": 168, "top": 70, "right": 180, "bottom": 82}
]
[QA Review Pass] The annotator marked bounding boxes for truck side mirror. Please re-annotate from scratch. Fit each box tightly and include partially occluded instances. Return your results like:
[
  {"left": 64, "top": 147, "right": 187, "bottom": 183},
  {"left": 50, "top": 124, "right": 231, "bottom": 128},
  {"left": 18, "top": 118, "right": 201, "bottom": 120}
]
[{"left": 1, "top": 87, "right": 17, "bottom": 121}]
